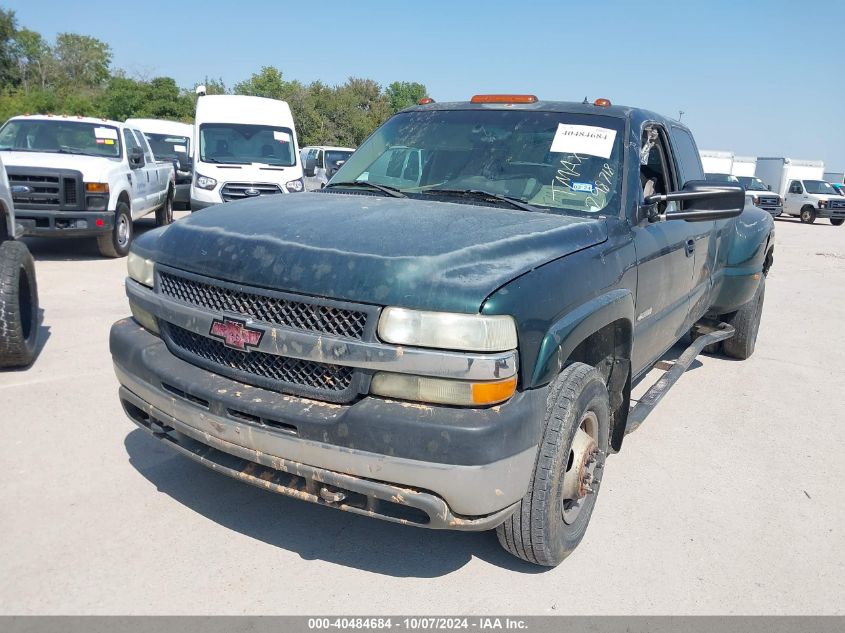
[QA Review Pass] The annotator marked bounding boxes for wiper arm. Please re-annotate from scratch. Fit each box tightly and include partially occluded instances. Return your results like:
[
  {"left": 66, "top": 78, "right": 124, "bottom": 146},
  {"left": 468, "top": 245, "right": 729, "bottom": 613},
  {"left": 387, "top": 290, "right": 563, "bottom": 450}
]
[
  {"left": 324, "top": 181, "right": 407, "bottom": 198},
  {"left": 203, "top": 157, "right": 250, "bottom": 165},
  {"left": 425, "top": 188, "right": 539, "bottom": 212}
]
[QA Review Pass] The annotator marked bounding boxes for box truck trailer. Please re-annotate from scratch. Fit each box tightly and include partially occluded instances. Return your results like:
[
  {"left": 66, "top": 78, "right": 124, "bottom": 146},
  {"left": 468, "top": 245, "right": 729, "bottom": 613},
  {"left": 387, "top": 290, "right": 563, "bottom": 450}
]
[
  {"left": 699, "top": 150, "right": 734, "bottom": 178},
  {"left": 731, "top": 156, "right": 757, "bottom": 177},
  {"left": 757, "top": 158, "right": 844, "bottom": 225}
]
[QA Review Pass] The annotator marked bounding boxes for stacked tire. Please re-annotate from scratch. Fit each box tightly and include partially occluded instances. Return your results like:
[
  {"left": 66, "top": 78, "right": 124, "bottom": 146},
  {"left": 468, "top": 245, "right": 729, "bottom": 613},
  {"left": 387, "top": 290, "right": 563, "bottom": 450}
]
[{"left": 0, "top": 240, "right": 39, "bottom": 368}]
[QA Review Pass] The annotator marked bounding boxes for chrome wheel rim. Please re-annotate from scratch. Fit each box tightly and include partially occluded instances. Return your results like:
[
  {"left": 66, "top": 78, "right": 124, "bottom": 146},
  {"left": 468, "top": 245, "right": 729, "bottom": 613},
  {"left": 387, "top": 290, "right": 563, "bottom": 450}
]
[{"left": 117, "top": 215, "right": 130, "bottom": 247}]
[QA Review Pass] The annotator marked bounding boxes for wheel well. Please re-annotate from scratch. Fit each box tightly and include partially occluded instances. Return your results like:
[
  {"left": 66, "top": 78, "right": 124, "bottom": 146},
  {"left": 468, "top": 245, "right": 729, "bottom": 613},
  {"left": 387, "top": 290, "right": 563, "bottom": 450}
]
[
  {"left": 801, "top": 204, "right": 815, "bottom": 212},
  {"left": 565, "top": 318, "right": 632, "bottom": 452},
  {"left": 118, "top": 191, "right": 130, "bottom": 208}
]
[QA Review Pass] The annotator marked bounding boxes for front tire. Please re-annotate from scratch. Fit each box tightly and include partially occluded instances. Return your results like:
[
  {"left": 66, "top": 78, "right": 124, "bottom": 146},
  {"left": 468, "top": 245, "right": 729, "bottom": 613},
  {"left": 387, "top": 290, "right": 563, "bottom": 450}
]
[
  {"left": 496, "top": 362, "right": 610, "bottom": 566},
  {"left": 800, "top": 206, "right": 817, "bottom": 224},
  {"left": 830, "top": 218, "right": 844, "bottom": 226},
  {"left": 156, "top": 188, "right": 174, "bottom": 227},
  {"left": 722, "top": 276, "right": 765, "bottom": 360},
  {"left": 0, "top": 240, "right": 39, "bottom": 368},
  {"left": 97, "top": 202, "right": 133, "bottom": 258}
]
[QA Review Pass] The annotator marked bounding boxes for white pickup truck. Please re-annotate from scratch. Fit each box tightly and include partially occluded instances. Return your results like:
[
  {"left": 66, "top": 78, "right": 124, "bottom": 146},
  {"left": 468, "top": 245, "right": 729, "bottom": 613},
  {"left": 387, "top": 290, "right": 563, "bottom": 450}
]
[{"left": 0, "top": 115, "right": 176, "bottom": 257}]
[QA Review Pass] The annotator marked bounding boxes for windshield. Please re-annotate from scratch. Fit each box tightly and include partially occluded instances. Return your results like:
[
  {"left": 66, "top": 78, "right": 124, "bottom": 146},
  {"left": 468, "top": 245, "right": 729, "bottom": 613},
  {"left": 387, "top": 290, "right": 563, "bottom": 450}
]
[
  {"left": 199, "top": 123, "right": 296, "bottom": 166},
  {"left": 705, "top": 173, "right": 739, "bottom": 183},
  {"left": 804, "top": 180, "right": 838, "bottom": 195},
  {"left": 144, "top": 132, "right": 190, "bottom": 160},
  {"left": 737, "top": 176, "right": 769, "bottom": 191},
  {"left": 330, "top": 109, "right": 626, "bottom": 214},
  {"left": 0, "top": 119, "right": 121, "bottom": 158},
  {"left": 325, "top": 150, "right": 353, "bottom": 168}
]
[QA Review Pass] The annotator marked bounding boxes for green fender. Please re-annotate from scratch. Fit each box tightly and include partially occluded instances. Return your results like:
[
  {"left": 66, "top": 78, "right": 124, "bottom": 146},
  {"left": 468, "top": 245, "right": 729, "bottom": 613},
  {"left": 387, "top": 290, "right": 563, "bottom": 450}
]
[{"left": 530, "top": 288, "right": 635, "bottom": 387}]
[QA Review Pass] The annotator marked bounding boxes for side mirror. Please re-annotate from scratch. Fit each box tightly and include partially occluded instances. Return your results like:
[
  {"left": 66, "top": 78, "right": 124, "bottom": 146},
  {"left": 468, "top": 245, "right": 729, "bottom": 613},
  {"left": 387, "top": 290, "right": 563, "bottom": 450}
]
[
  {"left": 128, "top": 146, "right": 145, "bottom": 167},
  {"left": 645, "top": 181, "right": 744, "bottom": 222},
  {"left": 174, "top": 151, "right": 192, "bottom": 172},
  {"left": 767, "top": 184, "right": 771, "bottom": 190},
  {"left": 304, "top": 155, "right": 317, "bottom": 177}
]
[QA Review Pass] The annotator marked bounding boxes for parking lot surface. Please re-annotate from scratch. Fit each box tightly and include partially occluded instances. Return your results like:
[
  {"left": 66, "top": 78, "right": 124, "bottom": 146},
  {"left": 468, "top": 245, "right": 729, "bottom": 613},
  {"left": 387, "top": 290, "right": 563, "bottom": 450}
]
[{"left": 1, "top": 216, "right": 843, "bottom": 615}]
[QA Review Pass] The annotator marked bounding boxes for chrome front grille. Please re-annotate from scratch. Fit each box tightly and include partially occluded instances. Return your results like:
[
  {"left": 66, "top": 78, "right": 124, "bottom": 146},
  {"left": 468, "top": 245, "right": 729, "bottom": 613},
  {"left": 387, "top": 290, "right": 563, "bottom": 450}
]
[
  {"left": 220, "top": 182, "right": 282, "bottom": 202},
  {"left": 758, "top": 196, "right": 780, "bottom": 207},
  {"left": 828, "top": 198, "right": 845, "bottom": 209},
  {"left": 158, "top": 271, "right": 369, "bottom": 340}
]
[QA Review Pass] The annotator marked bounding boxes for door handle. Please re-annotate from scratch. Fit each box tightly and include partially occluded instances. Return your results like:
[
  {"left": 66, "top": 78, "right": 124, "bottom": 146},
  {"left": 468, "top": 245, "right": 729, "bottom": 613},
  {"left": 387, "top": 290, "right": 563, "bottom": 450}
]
[{"left": 685, "top": 239, "right": 695, "bottom": 257}]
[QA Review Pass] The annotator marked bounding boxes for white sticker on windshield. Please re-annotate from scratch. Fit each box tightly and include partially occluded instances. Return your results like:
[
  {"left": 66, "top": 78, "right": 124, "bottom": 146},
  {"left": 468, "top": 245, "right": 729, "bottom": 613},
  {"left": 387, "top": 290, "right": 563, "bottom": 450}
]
[
  {"left": 273, "top": 131, "right": 291, "bottom": 143},
  {"left": 550, "top": 124, "right": 616, "bottom": 158},
  {"left": 94, "top": 126, "right": 118, "bottom": 140},
  {"left": 173, "top": 144, "right": 187, "bottom": 153}
]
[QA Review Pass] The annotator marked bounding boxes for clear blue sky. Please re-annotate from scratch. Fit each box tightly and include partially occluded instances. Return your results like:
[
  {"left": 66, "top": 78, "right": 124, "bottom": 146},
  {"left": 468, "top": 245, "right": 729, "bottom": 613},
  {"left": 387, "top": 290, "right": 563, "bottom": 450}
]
[{"left": 7, "top": 0, "right": 845, "bottom": 171}]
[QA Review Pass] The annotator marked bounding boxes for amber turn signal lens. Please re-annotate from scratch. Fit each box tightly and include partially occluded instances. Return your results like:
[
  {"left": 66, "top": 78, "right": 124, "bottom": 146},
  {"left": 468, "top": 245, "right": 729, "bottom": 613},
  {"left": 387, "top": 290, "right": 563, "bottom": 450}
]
[
  {"left": 85, "top": 182, "right": 109, "bottom": 193},
  {"left": 594, "top": 98, "right": 612, "bottom": 107},
  {"left": 471, "top": 376, "right": 518, "bottom": 405},
  {"left": 418, "top": 97, "right": 434, "bottom": 105},
  {"left": 470, "top": 94, "right": 538, "bottom": 104}
]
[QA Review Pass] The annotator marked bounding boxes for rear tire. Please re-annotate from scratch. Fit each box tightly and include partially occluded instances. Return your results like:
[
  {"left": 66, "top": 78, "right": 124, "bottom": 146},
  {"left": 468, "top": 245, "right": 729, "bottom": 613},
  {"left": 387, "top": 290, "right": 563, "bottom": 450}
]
[
  {"left": 722, "top": 276, "right": 765, "bottom": 360},
  {"left": 156, "top": 188, "right": 174, "bottom": 227},
  {"left": 0, "top": 240, "right": 39, "bottom": 368},
  {"left": 830, "top": 218, "right": 844, "bottom": 226},
  {"left": 496, "top": 362, "right": 610, "bottom": 566},
  {"left": 97, "top": 202, "right": 133, "bottom": 258},
  {"left": 800, "top": 206, "right": 816, "bottom": 224}
]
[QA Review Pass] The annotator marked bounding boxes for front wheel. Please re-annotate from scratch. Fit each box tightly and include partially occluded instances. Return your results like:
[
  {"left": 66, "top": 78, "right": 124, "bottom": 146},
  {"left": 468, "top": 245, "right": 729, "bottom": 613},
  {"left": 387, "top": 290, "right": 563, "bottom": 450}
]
[
  {"left": 156, "top": 188, "right": 174, "bottom": 227},
  {"left": 0, "top": 240, "right": 39, "bottom": 368},
  {"left": 496, "top": 362, "right": 610, "bottom": 566},
  {"left": 800, "top": 207, "right": 817, "bottom": 224},
  {"left": 830, "top": 218, "right": 844, "bottom": 226},
  {"left": 97, "top": 202, "right": 133, "bottom": 258}
]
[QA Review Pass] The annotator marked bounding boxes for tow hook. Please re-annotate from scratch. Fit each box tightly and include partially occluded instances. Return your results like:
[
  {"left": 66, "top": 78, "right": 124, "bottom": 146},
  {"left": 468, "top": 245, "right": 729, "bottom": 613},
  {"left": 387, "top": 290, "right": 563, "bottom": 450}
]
[{"left": 319, "top": 487, "right": 347, "bottom": 504}]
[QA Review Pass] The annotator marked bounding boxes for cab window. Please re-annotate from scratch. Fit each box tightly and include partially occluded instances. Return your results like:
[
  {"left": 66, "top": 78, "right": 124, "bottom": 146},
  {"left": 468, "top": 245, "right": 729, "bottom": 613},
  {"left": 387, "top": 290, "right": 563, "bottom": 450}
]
[{"left": 788, "top": 180, "right": 803, "bottom": 194}]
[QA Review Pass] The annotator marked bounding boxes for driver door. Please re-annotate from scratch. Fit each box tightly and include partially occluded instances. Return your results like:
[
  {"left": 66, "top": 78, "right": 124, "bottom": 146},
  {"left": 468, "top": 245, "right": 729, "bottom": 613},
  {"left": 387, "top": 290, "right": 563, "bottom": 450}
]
[
  {"left": 630, "top": 124, "right": 696, "bottom": 375},
  {"left": 784, "top": 180, "right": 805, "bottom": 215}
]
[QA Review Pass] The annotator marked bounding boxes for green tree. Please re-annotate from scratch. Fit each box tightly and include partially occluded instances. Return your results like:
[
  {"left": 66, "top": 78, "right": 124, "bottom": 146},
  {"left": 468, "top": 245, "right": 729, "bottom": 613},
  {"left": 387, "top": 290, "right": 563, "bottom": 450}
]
[
  {"left": 234, "top": 66, "right": 286, "bottom": 100},
  {"left": 14, "top": 28, "right": 49, "bottom": 91},
  {"left": 0, "top": 8, "right": 19, "bottom": 86},
  {"left": 385, "top": 81, "right": 427, "bottom": 113},
  {"left": 50, "top": 33, "right": 111, "bottom": 89}
]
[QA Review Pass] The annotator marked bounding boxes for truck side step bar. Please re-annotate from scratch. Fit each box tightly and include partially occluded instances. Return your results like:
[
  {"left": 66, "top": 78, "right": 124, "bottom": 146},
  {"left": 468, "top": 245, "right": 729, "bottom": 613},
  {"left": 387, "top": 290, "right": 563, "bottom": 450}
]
[{"left": 625, "top": 322, "right": 735, "bottom": 435}]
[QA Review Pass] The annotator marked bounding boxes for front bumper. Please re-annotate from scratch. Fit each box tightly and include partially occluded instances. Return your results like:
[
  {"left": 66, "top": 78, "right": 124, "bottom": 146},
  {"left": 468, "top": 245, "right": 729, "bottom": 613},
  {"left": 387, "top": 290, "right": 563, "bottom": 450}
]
[
  {"left": 17, "top": 209, "right": 114, "bottom": 237},
  {"left": 759, "top": 205, "right": 782, "bottom": 217},
  {"left": 110, "top": 319, "right": 541, "bottom": 528},
  {"left": 817, "top": 207, "right": 845, "bottom": 220}
]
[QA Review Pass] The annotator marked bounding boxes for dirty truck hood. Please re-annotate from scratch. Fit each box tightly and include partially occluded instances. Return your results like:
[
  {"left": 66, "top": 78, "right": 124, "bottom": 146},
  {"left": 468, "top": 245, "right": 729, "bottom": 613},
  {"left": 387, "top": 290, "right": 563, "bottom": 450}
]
[{"left": 137, "top": 192, "right": 607, "bottom": 313}]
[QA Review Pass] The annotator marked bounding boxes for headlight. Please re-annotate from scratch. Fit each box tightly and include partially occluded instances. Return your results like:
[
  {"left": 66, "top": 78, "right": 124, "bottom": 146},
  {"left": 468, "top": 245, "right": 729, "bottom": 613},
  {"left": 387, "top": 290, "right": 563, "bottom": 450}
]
[
  {"left": 370, "top": 373, "right": 517, "bottom": 406},
  {"left": 378, "top": 307, "right": 517, "bottom": 352},
  {"left": 751, "top": 195, "right": 760, "bottom": 205},
  {"left": 285, "top": 178, "right": 304, "bottom": 192},
  {"left": 195, "top": 173, "right": 217, "bottom": 190},
  {"left": 819, "top": 200, "right": 828, "bottom": 209},
  {"left": 127, "top": 251, "right": 155, "bottom": 287}
]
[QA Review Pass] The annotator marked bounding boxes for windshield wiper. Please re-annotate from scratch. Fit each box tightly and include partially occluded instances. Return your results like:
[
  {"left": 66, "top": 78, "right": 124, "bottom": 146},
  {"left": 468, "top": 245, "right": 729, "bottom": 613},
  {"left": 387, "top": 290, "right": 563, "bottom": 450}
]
[
  {"left": 324, "top": 181, "right": 407, "bottom": 198},
  {"left": 424, "top": 188, "right": 540, "bottom": 212},
  {"left": 202, "top": 157, "right": 250, "bottom": 165}
]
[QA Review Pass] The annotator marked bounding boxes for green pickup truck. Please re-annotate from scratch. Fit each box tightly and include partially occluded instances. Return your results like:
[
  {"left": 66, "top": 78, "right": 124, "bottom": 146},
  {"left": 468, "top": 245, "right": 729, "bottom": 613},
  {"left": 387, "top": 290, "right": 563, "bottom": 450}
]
[{"left": 110, "top": 95, "right": 774, "bottom": 566}]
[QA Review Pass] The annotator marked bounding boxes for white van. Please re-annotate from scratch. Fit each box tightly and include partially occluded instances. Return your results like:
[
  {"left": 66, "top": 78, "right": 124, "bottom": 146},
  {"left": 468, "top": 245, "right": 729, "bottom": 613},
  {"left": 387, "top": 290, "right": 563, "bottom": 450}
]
[
  {"left": 300, "top": 146, "right": 355, "bottom": 190},
  {"left": 191, "top": 95, "right": 303, "bottom": 210},
  {"left": 126, "top": 118, "right": 193, "bottom": 209}
]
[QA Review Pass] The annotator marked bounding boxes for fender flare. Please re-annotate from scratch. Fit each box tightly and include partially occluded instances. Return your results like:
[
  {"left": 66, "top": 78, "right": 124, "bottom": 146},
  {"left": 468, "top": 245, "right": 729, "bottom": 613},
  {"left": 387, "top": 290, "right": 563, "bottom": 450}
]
[{"left": 530, "top": 288, "right": 635, "bottom": 388}]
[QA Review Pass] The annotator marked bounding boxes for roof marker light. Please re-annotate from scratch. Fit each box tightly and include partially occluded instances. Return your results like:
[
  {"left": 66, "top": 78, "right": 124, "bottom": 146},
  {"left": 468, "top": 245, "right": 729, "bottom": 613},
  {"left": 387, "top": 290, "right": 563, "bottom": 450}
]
[
  {"left": 594, "top": 98, "right": 612, "bottom": 107},
  {"left": 418, "top": 97, "right": 434, "bottom": 105},
  {"left": 471, "top": 94, "right": 538, "bottom": 104}
]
